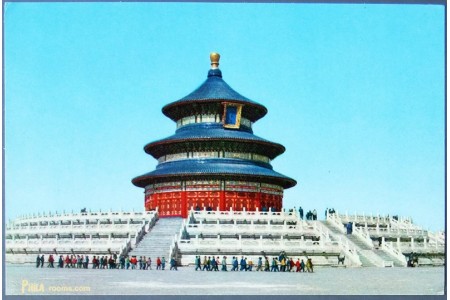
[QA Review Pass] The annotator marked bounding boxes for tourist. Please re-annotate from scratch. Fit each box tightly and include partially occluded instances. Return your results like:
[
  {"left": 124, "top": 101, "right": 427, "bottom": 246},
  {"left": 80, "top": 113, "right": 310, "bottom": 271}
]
[
  {"left": 120, "top": 255, "right": 125, "bottom": 269},
  {"left": 161, "top": 257, "right": 166, "bottom": 270},
  {"left": 40, "top": 255, "right": 45, "bottom": 268},
  {"left": 211, "top": 257, "right": 216, "bottom": 271},
  {"left": 47, "top": 254, "right": 54, "bottom": 268},
  {"left": 138, "top": 256, "right": 143, "bottom": 270},
  {"left": 170, "top": 257, "right": 177, "bottom": 270},
  {"left": 92, "top": 256, "right": 97, "bottom": 269},
  {"left": 58, "top": 255, "right": 64, "bottom": 268},
  {"left": 289, "top": 258, "right": 295, "bottom": 272},
  {"left": 77, "top": 255, "right": 82, "bottom": 268},
  {"left": 202, "top": 256, "right": 208, "bottom": 271},
  {"left": 239, "top": 256, "right": 246, "bottom": 271},
  {"left": 215, "top": 257, "right": 220, "bottom": 271},
  {"left": 195, "top": 256, "right": 201, "bottom": 271},
  {"left": 280, "top": 257, "right": 286, "bottom": 272},
  {"left": 102, "top": 256, "right": 108, "bottom": 269},
  {"left": 65, "top": 255, "right": 70, "bottom": 268},
  {"left": 256, "top": 257, "right": 263, "bottom": 271},
  {"left": 295, "top": 258, "right": 301, "bottom": 272},
  {"left": 206, "top": 256, "right": 211, "bottom": 271},
  {"left": 264, "top": 257, "right": 270, "bottom": 272},
  {"left": 109, "top": 256, "right": 115, "bottom": 269},
  {"left": 147, "top": 257, "right": 152, "bottom": 270},
  {"left": 232, "top": 257, "right": 238, "bottom": 271},
  {"left": 156, "top": 257, "right": 162, "bottom": 270},
  {"left": 221, "top": 256, "right": 227, "bottom": 271},
  {"left": 299, "top": 206, "right": 304, "bottom": 219},
  {"left": 306, "top": 258, "right": 313, "bottom": 273},
  {"left": 85, "top": 255, "right": 89, "bottom": 269},
  {"left": 36, "top": 255, "right": 41, "bottom": 268},
  {"left": 130, "top": 256, "right": 137, "bottom": 269},
  {"left": 125, "top": 256, "right": 130, "bottom": 269},
  {"left": 300, "top": 259, "right": 305, "bottom": 272},
  {"left": 313, "top": 209, "right": 317, "bottom": 220},
  {"left": 247, "top": 258, "right": 253, "bottom": 271},
  {"left": 271, "top": 257, "right": 278, "bottom": 272}
]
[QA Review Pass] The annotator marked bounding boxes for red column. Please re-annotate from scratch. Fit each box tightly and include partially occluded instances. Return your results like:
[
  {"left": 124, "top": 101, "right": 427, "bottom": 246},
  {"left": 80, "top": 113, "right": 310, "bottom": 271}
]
[
  {"left": 219, "top": 191, "right": 225, "bottom": 211},
  {"left": 181, "top": 191, "right": 187, "bottom": 218},
  {"left": 256, "top": 192, "right": 261, "bottom": 211},
  {"left": 154, "top": 195, "right": 159, "bottom": 213}
]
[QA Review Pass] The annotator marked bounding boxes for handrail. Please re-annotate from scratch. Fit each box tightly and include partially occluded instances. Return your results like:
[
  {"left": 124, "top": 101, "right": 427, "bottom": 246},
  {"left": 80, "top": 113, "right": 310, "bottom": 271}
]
[
  {"left": 352, "top": 226, "right": 373, "bottom": 249},
  {"left": 382, "top": 241, "right": 407, "bottom": 266}
]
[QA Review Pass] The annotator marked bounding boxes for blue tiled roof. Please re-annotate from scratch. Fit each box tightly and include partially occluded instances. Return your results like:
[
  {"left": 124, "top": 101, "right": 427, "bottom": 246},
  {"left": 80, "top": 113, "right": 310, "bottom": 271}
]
[
  {"left": 175, "top": 69, "right": 262, "bottom": 104},
  {"left": 162, "top": 69, "right": 267, "bottom": 121},
  {"left": 132, "top": 158, "right": 297, "bottom": 189},
  {"left": 144, "top": 123, "right": 285, "bottom": 159}
]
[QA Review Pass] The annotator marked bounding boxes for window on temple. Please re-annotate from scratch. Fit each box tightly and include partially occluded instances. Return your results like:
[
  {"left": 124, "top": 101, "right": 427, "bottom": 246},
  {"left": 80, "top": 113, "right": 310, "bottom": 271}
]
[{"left": 222, "top": 102, "right": 243, "bottom": 129}]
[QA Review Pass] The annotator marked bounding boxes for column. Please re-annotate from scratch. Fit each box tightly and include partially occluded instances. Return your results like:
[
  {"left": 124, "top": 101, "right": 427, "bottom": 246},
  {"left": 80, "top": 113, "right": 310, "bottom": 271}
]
[
  {"left": 219, "top": 181, "right": 226, "bottom": 211},
  {"left": 181, "top": 191, "right": 187, "bottom": 218}
]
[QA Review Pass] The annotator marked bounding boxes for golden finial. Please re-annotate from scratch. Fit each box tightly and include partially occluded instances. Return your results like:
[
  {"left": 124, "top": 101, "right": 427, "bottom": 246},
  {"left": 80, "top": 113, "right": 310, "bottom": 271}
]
[{"left": 210, "top": 52, "right": 220, "bottom": 69}]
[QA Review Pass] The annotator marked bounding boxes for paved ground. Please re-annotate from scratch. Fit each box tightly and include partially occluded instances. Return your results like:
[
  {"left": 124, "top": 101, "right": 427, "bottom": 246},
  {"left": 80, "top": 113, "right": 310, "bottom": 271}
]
[{"left": 5, "top": 264, "right": 445, "bottom": 295}]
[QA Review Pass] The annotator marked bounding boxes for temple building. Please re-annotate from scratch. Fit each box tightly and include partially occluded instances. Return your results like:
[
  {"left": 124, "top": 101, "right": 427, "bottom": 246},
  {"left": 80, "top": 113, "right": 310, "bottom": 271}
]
[
  {"left": 132, "top": 53, "right": 297, "bottom": 218},
  {"left": 5, "top": 54, "right": 444, "bottom": 268}
]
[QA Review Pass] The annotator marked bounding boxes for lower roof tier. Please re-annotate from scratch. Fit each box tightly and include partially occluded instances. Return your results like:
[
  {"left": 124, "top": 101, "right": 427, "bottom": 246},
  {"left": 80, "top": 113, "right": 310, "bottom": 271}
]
[
  {"left": 144, "top": 123, "right": 285, "bottom": 159},
  {"left": 132, "top": 158, "right": 297, "bottom": 189}
]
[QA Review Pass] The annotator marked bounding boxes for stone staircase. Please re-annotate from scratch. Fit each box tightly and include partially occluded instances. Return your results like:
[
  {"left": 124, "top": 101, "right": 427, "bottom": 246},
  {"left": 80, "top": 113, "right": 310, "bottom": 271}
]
[
  {"left": 322, "top": 220, "right": 382, "bottom": 267},
  {"left": 128, "top": 217, "right": 183, "bottom": 260},
  {"left": 374, "top": 249, "right": 406, "bottom": 267}
]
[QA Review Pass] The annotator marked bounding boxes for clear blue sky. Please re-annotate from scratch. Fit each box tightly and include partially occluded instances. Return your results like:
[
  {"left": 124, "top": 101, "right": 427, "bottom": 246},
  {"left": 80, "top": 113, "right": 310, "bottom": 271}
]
[{"left": 5, "top": 3, "right": 445, "bottom": 231}]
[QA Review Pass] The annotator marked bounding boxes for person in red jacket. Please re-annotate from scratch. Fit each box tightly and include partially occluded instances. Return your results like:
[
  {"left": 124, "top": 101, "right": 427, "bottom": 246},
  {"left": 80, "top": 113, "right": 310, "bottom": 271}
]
[
  {"left": 48, "top": 254, "right": 54, "bottom": 268},
  {"left": 65, "top": 255, "right": 71, "bottom": 268},
  {"left": 130, "top": 256, "right": 137, "bottom": 269},
  {"left": 295, "top": 258, "right": 301, "bottom": 272},
  {"left": 156, "top": 257, "right": 162, "bottom": 270}
]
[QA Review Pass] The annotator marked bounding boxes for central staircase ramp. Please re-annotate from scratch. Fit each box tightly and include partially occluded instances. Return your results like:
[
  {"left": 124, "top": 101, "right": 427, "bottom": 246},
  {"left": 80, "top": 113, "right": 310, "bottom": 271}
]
[
  {"left": 321, "top": 220, "right": 385, "bottom": 267},
  {"left": 129, "top": 217, "right": 183, "bottom": 260}
]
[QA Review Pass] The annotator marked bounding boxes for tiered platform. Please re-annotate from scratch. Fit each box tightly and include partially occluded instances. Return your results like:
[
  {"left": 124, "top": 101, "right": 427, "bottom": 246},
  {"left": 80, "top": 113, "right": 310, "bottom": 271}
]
[
  {"left": 326, "top": 211, "right": 445, "bottom": 266},
  {"left": 5, "top": 208, "right": 444, "bottom": 267},
  {"left": 5, "top": 210, "right": 158, "bottom": 263},
  {"left": 173, "top": 208, "right": 361, "bottom": 267}
]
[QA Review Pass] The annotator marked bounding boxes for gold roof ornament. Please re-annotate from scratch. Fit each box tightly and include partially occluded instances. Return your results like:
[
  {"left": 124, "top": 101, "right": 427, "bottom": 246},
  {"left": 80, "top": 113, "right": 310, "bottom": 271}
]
[{"left": 210, "top": 52, "right": 220, "bottom": 69}]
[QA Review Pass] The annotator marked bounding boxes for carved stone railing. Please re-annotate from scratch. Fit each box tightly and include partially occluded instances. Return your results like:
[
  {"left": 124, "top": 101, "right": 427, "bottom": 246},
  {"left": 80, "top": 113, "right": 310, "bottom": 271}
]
[
  {"left": 326, "top": 213, "right": 346, "bottom": 234},
  {"left": 178, "top": 236, "right": 341, "bottom": 253},
  {"left": 352, "top": 226, "right": 374, "bottom": 249},
  {"left": 188, "top": 207, "right": 299, "bottom": 224},
  {"left": 334, "top": 212, "right": 391, "bottom": 226},
  {"left": 7, "top": 210, "right": 157, "bottom": 228},
  {"left": 121, "top": 210, "right": 159, "bottom": 256},
  {"left": 381, "top": 241, "right": 407, "bottom": 266}
]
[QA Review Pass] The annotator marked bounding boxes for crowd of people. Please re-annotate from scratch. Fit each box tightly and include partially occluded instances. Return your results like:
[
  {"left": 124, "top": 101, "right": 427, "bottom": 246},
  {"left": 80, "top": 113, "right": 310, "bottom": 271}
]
[
  {"left": 36, "top": 254, "right": 178, "bottom": 270},
  {"left": 194, "top": 252, "right": 314, "bottom": 273},
  {"left": 35, "top": 252, "right": 315, "bottom": 273}
]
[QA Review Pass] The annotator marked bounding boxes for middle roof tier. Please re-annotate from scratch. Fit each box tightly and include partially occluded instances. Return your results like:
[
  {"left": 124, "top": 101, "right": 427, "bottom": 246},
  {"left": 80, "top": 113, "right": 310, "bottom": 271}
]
[{"left": 144, "top": 122, "right": 286, "bottom": 160}]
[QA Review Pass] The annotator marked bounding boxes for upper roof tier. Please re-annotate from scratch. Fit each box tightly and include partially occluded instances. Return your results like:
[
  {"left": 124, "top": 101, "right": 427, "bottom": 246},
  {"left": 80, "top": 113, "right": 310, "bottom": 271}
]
[{"left": 162, "top": 53, "right": 268, "bottom": 122}]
